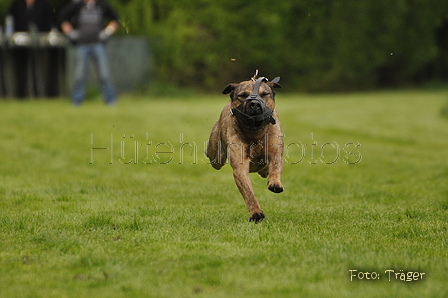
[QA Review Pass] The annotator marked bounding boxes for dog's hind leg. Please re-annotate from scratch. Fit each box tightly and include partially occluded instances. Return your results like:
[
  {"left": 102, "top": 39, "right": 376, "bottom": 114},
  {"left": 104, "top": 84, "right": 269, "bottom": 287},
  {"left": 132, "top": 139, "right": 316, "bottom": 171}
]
[
  {"left": 206, "top": 124, "right": 227, "bottom": 170},
  {"left": 206, "top": 140, "right": 226, "bottom": 170},
  {"left": 258, "top": 166, "right": 269, "bottom": 178}
]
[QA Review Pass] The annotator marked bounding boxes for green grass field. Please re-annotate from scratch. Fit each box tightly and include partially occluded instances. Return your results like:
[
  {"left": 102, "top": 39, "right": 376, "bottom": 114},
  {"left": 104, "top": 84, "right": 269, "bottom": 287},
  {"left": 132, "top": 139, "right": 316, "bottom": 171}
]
[{"left": 0, "top": 89, "right": 447, "bottom": 297}]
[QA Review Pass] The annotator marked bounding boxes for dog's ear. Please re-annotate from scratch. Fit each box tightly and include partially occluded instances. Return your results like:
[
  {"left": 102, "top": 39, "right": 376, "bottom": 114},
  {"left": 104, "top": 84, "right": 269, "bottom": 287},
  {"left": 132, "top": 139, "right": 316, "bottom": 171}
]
[
  {"left": 267, "top": 77, "right": 282, "bottom": 89},
  {"left": 268, "top": 82, "right": 282, "bottom": 89},
  {"left": 222, "top": 84, "right": 237, "bottom": 94}
]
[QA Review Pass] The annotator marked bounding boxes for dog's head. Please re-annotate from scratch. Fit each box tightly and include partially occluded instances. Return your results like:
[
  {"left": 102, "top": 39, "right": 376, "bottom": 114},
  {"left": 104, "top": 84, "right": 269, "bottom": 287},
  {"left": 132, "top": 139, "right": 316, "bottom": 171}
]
[{"left": 222, "top": 77, "right": 282, "bottom": 130}]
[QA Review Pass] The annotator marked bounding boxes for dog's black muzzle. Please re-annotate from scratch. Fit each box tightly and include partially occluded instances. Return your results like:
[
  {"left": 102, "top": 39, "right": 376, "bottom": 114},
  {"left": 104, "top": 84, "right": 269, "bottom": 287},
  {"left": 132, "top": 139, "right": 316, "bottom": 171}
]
[{"left": 231, "top": 77, "right": 276, "bottom": 129}]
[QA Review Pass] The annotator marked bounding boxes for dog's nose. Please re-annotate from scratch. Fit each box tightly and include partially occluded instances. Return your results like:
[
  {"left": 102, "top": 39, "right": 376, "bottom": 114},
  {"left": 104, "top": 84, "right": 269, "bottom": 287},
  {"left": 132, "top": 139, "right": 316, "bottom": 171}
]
[{"left": 249, "top": 100, "right": 262, "bottom": 111}]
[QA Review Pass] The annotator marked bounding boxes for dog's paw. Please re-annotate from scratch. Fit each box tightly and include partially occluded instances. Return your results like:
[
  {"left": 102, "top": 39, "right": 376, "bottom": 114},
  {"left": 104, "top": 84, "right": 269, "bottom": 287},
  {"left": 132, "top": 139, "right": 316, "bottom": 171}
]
[
  {"left": 249, "top": 212, "right": 265, "bottom": 223},
  {"left": 268, "top": 183, "right": 284, "bottom": 193}
]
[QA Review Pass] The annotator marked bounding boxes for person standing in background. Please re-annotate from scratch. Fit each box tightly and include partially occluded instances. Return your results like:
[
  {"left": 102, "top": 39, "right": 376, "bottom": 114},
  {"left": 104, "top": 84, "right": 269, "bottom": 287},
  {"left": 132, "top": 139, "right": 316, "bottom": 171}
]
[
  {"left": 6, "top": 0, "right": 54, "bottom": 98},
  {"left": 8, "top": 0, "right": 53, "bottom": 32},
  {"left": 59, "top": 0, "right": 119, "bottom": 106}
]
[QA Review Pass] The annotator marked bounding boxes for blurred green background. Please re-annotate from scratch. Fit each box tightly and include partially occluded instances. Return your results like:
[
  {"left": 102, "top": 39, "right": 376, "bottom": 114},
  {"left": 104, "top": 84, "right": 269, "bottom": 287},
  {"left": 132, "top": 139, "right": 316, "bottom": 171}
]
[{"left": 1, "top": 0, "right": 448, "bottom": 92}]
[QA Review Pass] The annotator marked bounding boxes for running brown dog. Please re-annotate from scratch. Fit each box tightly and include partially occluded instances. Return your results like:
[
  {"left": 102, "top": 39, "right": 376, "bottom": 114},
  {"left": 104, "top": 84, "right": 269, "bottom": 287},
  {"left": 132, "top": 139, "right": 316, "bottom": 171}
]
[{"left": 206, "top": 74, "right": 284, "bottom": 223}]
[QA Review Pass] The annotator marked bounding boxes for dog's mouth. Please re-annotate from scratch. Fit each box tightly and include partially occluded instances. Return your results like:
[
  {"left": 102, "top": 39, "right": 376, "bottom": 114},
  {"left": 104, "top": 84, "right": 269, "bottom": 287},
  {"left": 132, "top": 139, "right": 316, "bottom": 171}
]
[{"left": 231, "top": 77, "right": 276, "bottom": 129}]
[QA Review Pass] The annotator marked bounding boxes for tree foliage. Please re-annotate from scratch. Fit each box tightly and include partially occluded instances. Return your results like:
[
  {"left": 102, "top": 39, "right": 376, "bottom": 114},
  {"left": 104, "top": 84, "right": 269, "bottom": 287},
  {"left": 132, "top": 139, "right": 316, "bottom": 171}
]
[{"left": 107, "top": 0, "right": 448, "bottom": 91}]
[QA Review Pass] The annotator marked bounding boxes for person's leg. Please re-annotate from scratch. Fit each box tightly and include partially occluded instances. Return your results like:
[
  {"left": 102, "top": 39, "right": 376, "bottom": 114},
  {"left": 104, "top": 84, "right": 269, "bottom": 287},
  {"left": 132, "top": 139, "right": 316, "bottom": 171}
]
[
  {"left": 92, "top": 43, "right": 116, "bottom": 105},
  {"left": 71, "top": 45, "right": 90, "bottom": 105}
]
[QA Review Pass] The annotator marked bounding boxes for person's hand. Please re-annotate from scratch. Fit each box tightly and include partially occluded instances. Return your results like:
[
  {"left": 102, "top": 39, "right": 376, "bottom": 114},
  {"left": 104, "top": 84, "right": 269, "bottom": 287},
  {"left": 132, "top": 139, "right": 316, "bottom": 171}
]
[
  {"left": 67, "top": 30, "right": 80, "bottom": 42},
  {"left": 99, "top": 26, "right": 115, "bottom": 42},
  {"left": 99, "top": 30, "right": 110, "bottom": 41}
]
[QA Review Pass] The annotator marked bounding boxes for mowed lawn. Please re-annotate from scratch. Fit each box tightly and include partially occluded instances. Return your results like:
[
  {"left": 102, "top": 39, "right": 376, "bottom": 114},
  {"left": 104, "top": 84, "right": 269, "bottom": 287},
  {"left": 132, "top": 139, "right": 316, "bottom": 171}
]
[{"left": 0, "top": 89, "right": 447, "bottom": 298}]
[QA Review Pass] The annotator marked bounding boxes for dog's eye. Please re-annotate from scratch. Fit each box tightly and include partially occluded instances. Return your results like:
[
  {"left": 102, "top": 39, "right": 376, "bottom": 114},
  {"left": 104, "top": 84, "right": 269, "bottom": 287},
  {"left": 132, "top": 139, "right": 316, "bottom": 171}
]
[
  {"left": 261, "top": 92, "right": 270, "bottom": 97},
  {"left": 237, "top": 92, "right": 249, "bottom": 99}
]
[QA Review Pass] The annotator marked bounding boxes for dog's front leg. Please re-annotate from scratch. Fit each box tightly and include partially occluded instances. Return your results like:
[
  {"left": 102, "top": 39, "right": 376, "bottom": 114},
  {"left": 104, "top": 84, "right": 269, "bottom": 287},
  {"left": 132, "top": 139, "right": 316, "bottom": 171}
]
[
  {"left": 267, "top": 131, "right": 284, "bottom": 193},
  {"left": 230, "top": 152, "right": 265, "bottom": 223},
  {"left": 233, "top": 166, "right": 265, "bottom": 223},
  {"left": 267, "top": 156, "right": 284, "bottom": 193}
]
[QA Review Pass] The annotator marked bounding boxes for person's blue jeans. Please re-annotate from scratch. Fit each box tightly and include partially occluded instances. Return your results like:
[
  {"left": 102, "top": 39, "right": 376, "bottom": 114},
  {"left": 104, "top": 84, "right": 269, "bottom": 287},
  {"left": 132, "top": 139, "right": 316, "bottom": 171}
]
[{"left": 71, "top": 43, "right": 116, "bottom": 105}]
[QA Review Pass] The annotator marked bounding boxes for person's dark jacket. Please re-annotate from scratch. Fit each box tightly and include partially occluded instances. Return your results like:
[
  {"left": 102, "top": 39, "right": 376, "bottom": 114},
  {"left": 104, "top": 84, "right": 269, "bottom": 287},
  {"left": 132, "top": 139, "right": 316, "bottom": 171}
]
[
  {"left": 8, "top": 0, "right": 54, "bottom": 32},
  {"left": 59, "top": 0, "right": 119, "bottom": 44}
]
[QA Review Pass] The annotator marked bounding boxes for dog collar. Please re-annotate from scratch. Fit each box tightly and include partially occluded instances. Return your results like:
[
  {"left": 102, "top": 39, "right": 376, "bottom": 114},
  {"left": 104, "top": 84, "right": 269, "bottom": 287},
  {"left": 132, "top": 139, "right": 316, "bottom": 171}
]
[{"left": 231, "top": 77, "right": 276, "bottom": 129}]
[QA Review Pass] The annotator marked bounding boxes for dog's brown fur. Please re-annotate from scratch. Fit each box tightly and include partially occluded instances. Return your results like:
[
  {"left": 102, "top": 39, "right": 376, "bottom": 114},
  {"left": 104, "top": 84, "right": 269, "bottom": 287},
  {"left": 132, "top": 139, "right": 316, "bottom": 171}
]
[{"left": 206, "top": 78, "right": 284, "bottom": 222}]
